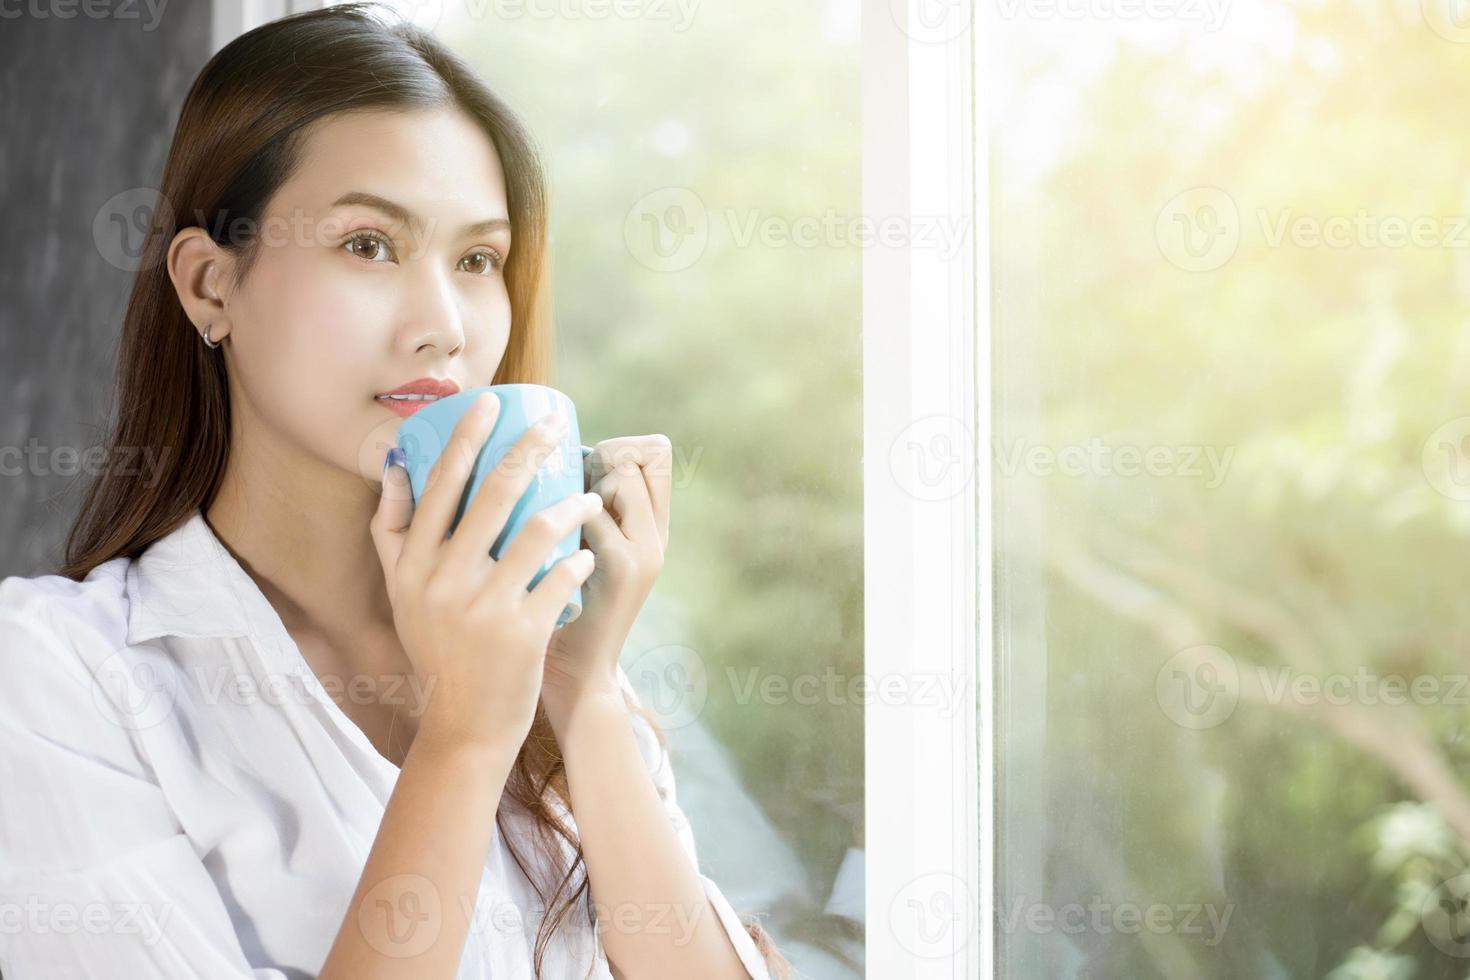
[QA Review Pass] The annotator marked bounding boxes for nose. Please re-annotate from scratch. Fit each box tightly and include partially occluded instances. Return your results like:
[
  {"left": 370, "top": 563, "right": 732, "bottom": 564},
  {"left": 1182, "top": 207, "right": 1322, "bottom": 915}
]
[{"left": 401, "top": 265, "right": 466, "bottom": 358}]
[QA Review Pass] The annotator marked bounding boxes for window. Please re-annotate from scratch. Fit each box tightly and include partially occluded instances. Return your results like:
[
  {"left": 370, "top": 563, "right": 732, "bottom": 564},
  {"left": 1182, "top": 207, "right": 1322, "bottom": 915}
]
[{"left": 990, "top": 2, "right": 1470, "bottom": 976}]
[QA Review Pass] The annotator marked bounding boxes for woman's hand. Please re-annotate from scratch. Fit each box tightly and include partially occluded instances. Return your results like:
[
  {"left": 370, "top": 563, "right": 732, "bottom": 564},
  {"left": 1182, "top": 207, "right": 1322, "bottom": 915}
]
[
  {"left": 369, "top": 392, "right": 605, "bottom": 752},
  {"left": 541, "top": 434, "right": 674, "bottom": 722}
]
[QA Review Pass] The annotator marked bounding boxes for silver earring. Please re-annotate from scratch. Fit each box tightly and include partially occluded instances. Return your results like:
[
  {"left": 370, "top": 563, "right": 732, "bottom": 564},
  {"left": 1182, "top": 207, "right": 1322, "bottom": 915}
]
[{"left": 202, "top": 323, "right": 221, "bottom": 349}]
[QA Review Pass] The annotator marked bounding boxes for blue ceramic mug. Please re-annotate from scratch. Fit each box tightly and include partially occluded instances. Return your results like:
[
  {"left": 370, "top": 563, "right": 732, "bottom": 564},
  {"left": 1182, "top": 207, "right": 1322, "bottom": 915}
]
[{"left": 393, "top": 383, "right": 590, "bottom": 628}]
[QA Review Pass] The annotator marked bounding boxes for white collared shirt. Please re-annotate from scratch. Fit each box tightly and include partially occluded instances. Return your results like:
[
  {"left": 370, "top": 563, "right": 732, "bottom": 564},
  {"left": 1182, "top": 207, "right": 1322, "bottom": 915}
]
[{"left": 0, "top": 511, "right": 771, "bottom": 979}]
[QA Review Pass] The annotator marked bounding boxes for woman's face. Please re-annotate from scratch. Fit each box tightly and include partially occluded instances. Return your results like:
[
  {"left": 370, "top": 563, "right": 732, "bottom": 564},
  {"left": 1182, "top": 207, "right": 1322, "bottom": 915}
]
[{"left": 190, "top": 107, "right": 514, "bottom": 490}]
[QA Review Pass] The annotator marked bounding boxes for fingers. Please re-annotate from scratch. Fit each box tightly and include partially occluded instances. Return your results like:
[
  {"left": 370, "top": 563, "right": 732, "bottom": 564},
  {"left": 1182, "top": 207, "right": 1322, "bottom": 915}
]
[
  {"left": 524, "top": 547, "right": 596, "bottom": 626},
  {"left": 576, "top": 500, "right": 623, "bottom": 555},
  {"left": 443, "top": 408, "right": 568, "bottom": 573},
  {"left": 399, "top": 392, "right": 500, "bottom": 578},
  {"left": 636, "top": 436, "right": 673, "bottom": 547},
  {"left": 586, "top": 436, "right": 670, "bottom": 489},
  {"left": 369, "top": 449, "right": 415, "bottom": 595},
  {"left": 591, "top": 467, "right": 659, "bottom": 551},
  {"left": 491, "top": 491, "right": 605, "bottom": 594},
  {"left": 584, "top": 435, "right": 673, "bottom": 551}
]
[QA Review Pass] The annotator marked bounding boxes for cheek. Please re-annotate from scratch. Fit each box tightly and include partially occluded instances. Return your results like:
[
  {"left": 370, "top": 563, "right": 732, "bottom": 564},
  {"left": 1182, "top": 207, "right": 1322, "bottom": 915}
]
[
  {"left": 231, "top": 250, "right": 386, "bottom": 438},
  {"left": 463, "top": 286, "right": 513, "bottom": 382},
  {"left": 299, "top": 246, "right": 387, "bottom": 350}
]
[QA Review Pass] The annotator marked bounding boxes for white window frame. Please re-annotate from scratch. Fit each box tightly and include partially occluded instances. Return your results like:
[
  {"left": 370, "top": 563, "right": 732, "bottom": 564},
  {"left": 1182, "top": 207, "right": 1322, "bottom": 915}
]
[
  {"left": 862, "top": 0, "right": 984, "bottom": 976},
  {"left": 214, "top": 1, "right": 988, "bottom": 975}
]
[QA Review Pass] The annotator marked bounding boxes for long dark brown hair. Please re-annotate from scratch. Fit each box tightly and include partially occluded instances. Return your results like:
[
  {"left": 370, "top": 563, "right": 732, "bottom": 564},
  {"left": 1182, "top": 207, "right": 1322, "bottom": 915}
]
[{"left": 57, "top": 4, "right": 786, "bottom": 977}]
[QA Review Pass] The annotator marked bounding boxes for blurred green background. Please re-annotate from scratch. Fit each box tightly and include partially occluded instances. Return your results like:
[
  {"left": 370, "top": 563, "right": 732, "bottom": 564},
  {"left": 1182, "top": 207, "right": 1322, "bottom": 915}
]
[
  {"left": 429, "top": 0, "right": 864, "bottom": 975},
  {"left": 992, "top": 1, "right": 1470, "bottom": 977}
]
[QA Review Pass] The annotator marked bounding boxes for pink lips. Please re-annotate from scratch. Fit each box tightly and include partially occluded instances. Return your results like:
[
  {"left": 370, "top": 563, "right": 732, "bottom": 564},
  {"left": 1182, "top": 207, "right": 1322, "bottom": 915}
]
[
  {"left": 375, "top": 376, "right": 461, "bottom": 418},
  {"left": 376, "top": 397, "right": 436, "bottom": 418}
]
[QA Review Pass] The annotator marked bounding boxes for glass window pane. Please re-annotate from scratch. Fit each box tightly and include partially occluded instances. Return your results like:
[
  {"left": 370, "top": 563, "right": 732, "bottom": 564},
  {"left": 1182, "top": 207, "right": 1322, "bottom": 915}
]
[{"left": 993, "top": 4, "right": 1470, "bottom": 977}]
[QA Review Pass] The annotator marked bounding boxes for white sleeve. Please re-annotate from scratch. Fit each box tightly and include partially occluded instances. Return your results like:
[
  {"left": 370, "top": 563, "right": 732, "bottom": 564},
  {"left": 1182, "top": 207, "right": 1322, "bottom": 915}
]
[
  {"left": 615, "top": 665, "right": 775, "bottom": 980},
  {"left": 0, "top": 606, "right": 290, "bottom": 979}
]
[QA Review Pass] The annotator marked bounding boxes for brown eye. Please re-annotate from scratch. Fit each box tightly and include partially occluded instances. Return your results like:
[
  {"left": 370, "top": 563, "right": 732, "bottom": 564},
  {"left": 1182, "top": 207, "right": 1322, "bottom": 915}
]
[
  {"left": 344, "top": 232, "right": 394, "bottom": 263},
  {"left": 459, "top": 250, "right": 504, "bottom": 276}
]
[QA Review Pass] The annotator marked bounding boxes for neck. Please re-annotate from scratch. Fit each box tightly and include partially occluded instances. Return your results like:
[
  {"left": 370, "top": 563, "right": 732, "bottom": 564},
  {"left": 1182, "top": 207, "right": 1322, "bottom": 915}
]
[{"left": 204, "top": 425, "right": 398, "bottom": 661}]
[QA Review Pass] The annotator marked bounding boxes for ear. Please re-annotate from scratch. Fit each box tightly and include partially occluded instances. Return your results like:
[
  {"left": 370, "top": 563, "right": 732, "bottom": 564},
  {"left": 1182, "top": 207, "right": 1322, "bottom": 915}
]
[{"left": 166, "top": 226, "right": 236, "bottom": 345}]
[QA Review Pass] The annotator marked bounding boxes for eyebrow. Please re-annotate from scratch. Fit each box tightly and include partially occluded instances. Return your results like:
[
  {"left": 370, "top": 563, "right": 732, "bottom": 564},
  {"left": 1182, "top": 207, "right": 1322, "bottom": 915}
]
[{"left": 331, "top": 191, "right": 511, "bottom": 239}]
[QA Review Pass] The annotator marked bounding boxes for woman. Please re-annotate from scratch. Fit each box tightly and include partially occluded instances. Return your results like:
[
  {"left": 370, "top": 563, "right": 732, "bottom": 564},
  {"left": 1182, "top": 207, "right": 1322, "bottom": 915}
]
[{"left": 0, "top": 4, "right": 786, "bottom": 978}]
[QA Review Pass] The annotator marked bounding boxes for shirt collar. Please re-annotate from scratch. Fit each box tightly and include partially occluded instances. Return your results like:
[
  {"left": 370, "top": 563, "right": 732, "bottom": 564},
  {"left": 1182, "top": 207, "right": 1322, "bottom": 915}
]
[{"left": 125, "top": 509, "right": 288, "bottom": 647}]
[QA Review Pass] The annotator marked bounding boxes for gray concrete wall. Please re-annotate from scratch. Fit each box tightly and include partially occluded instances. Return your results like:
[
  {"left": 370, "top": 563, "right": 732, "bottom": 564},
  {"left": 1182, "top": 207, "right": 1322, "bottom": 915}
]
[{"left": 0, "top": 0, "right": 211, "bottom": 577}]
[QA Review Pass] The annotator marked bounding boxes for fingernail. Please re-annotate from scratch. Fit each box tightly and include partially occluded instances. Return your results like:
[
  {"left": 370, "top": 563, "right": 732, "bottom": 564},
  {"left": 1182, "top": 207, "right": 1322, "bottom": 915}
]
[
  {"left": 476, "top": 392, "right": 498, "bottom": 417},
  {"left": 383, "top": 447, "right": 406, "bottom": 475}
]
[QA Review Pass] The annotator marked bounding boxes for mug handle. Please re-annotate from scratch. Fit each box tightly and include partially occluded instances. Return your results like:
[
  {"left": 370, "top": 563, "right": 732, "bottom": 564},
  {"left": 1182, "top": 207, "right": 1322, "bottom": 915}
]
[{"left": 580, "top": 444, "right": 594, "bottom": 493}]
